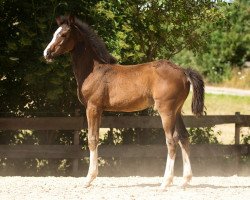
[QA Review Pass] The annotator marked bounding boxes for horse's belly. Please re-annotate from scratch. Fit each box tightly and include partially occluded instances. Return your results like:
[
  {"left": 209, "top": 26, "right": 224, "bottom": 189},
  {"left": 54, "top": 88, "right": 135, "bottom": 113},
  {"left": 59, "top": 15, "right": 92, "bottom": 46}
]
[{"left": 104, "top": 95, "right": 154, "bottom": 112}]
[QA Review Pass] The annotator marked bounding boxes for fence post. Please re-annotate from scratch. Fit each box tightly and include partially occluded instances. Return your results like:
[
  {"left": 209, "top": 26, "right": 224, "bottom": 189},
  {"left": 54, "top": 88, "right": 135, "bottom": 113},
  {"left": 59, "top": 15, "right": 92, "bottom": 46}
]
[
  {"left": 234, "top": 112, "right": 241, "bottom": 175},
  {"left": 235, "top": 112, "right": 241, "bottom": 145},
  {"left": 72, "top": 109, "right": 81, "bottom": 177}
]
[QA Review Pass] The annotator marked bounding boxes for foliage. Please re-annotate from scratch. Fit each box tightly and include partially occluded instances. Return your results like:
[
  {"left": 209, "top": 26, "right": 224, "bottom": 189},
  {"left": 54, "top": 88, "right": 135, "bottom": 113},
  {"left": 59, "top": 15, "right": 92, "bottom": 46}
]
[
  {"left": 213, "top": 68, "right": 250, "bottom": 89},
  {"left": 101, "top": 128, "right": 165, "bottom": 145},
  {"left": 94, "top": 0, "right": 220, "bottom": 64},
  {"left": 101, "top": 126, "right": 222, "bottom": 145},
  {"left": 241, "top": 130, "right": 250, "bottom": 144},
  {"left": 189, "top": 127, "right": 221, "bottom": 144},
  {"left": 173, "top": 0, "right": 250, "bottom": 83}
]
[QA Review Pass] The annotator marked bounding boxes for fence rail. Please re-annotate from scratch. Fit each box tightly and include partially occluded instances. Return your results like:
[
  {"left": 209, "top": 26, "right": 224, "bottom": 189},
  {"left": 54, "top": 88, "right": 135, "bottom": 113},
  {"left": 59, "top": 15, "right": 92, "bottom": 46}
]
[
  {"left": 1, "top": 114, "right": 250, "bottom": 130},
  {"left": 0, "top": 112, "right": 249, "bottom": 175},
  {"left": 0, "top": 144, "right": 249, "bottom": 159}
]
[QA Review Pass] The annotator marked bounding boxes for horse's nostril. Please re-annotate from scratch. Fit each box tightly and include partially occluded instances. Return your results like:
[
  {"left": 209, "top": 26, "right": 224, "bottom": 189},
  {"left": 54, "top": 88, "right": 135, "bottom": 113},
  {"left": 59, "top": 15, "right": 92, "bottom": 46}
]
[
  {"left": 47, "top": 49, "right": 51, "bottom": 56},
  {"left": 44, "top": 48, "right": 49, "bottom": 58}
]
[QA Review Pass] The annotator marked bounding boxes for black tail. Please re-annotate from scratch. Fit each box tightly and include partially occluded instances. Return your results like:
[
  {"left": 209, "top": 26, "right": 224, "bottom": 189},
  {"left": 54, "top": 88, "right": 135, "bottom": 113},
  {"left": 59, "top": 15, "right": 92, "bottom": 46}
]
[{"left": 184, "top": 68, "right": 205, "bottom": 116}]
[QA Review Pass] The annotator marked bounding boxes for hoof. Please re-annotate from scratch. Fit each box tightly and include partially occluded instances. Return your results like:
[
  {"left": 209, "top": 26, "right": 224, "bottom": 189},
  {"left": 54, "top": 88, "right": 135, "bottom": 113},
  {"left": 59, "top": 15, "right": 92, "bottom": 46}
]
[
  {"left": 180, "top": 175, "right": 192, "bottom": 189},
  {"left": 158, "top": 186, "right": 168, "bottom": 192},
  {"left": 180, "top": 182, "right": 189, "bottom": 190},
  {"left": 160, "top": 178, "right": 173, "bottom": 190},
  {"left": 83, "top": 181, "right": 92, "bottom": 188},
  {"left": 83, "top": 175, "right": 97, "bottom": 188},
  {"left": 83, "top": 183, "right": 91, "bottom": 188}
]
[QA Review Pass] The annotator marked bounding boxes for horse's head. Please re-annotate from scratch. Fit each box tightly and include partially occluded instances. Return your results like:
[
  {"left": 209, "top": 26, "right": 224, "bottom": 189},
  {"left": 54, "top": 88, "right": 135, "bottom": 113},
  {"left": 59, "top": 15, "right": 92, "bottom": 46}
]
[
  {"left": 43, "top": 15, "right": 79, "bottom": 62},
  {"left": 44, "top": 15, "right": 117, "bottom": 64}
]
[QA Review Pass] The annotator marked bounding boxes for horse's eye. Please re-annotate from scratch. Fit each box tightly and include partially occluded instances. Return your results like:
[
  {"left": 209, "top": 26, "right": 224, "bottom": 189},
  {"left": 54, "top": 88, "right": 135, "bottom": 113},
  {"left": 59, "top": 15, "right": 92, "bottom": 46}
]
[
  {"left": 60, "top": 33, "right": 66, "bottom": 38},
  {"left": 57, "top": 33, "right": 66, "bottom": 38}
]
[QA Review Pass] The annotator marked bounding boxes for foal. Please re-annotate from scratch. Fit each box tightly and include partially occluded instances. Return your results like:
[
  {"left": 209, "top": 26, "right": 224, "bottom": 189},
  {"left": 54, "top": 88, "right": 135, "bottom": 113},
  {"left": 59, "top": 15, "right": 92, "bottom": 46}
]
[{"left": 44, "top": 16, "right": 204, "bottom": 189}]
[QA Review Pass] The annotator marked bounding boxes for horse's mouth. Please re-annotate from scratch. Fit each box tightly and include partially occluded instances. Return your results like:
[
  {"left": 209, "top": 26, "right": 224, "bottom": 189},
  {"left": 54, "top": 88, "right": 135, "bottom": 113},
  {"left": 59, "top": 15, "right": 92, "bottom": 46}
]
[
  {"left": 46, "top": 58, "right": 53, "bottom": 63},
  {"left": 44, "top": 53, "right": 55, "bottom": 63},
  {"left": 45, "top": 57, "right": 54, "bottom": 63}
]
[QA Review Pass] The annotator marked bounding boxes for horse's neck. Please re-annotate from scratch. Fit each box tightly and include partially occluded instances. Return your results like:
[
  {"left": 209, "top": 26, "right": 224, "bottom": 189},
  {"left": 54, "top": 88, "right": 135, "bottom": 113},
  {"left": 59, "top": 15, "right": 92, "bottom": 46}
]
[{"left": 71, "top": 43, "right": 94, "bottom": 87}]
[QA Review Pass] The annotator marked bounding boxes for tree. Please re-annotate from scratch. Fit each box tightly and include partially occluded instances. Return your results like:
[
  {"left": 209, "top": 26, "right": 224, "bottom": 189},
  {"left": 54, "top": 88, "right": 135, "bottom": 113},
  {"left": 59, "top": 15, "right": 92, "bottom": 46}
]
[
  {"left": 94, "top": 0, "right": 220, "bottom": 64},
  {"left": 173, "top": 0, "right": 250, "bottom": 83}
]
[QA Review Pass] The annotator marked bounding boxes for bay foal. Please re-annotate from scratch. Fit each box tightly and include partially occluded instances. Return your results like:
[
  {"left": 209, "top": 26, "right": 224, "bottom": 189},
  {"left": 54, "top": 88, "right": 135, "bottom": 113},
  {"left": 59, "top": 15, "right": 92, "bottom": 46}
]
[{"left": 44, "top": 16, "right": 204, "bottom": 189}]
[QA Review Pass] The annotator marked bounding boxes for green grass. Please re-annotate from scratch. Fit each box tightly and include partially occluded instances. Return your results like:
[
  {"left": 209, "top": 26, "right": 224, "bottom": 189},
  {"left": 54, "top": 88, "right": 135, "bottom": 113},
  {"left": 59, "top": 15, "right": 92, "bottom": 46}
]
[
  {"left": 182, "top": 93, "right": 250, "bottom": 115},
  {"left": 182, "top": 93, "right": 250, "bottom": 144}
]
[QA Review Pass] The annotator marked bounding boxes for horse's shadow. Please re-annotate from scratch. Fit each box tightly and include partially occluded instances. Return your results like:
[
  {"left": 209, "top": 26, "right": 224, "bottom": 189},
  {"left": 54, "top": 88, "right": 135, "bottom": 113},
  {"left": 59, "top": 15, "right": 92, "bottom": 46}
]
[
  {"left": 116, "top": 183, "right": 250, "bottom": 189},
  {"left": 116, "top": 183, "right": 159, "bottom": 188},
  {"left": 188, "top": 184, "right": 250, "bottom": 189}
]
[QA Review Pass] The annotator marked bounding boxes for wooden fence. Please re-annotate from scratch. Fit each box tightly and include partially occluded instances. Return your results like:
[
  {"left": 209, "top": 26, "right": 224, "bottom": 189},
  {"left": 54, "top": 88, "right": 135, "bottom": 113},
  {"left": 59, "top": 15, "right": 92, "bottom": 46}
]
[{"left": 0, "top": 112, "right": 250, "bottom": 175}]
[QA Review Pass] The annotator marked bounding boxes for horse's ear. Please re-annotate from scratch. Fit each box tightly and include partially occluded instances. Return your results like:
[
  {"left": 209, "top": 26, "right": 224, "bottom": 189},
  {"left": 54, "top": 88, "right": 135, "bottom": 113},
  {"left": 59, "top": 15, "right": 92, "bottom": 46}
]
[
  {"left": 68, "top": 15, "right": 75, "bottom": 25},
  {"left": 56, "top": 16, "right": 63, "bottom": 26}
]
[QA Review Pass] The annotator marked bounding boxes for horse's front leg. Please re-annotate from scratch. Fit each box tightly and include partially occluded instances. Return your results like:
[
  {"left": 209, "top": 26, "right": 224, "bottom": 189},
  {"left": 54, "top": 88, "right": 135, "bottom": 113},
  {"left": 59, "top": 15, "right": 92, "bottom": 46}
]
[{"left": 84, "top": 104, "right": 102, "bottom": 187}]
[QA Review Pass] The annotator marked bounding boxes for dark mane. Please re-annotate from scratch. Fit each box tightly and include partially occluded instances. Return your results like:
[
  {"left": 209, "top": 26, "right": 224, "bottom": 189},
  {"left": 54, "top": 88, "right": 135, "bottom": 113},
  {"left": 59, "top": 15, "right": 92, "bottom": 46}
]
[{"left": 60, "top": 16, "right": 117, "bottom": 64}]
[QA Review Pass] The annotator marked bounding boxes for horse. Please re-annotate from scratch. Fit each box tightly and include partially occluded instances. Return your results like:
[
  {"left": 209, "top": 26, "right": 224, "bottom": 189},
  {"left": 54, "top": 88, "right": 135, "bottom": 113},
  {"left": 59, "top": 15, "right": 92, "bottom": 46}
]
[{"left": 43, "top": 15, "right": 204, "bottom": 189}]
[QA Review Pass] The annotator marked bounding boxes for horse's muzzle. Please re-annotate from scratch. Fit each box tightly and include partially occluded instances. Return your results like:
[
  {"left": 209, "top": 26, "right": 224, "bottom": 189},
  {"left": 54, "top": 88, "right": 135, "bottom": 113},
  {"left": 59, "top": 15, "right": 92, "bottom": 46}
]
[{"left": 44, "top": 49, "right": 54, "bottom": 62}]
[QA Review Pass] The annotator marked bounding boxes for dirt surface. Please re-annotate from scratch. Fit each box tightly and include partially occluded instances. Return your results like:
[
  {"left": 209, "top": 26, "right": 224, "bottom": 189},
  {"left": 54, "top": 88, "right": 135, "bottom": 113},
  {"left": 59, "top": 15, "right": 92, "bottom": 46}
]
[
  {"left": 0, "top": 176, "right": 249, "bottom": 200},
  {"left": 205, "top": 86, "right": 250, "bottom": 96}
]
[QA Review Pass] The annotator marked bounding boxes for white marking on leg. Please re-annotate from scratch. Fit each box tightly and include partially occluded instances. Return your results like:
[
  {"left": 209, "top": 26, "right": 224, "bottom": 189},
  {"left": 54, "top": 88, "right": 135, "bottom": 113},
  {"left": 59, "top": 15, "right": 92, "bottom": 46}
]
[
  {"left": 161, "top": 153, "right": 176, "bottom": 189},
  {"left": 43, "top": 27, "right": 62, "bottom": 58},
  {"left": 183, "top": 159, "right": 192, "bottom": 178},
  {"left": 89, "top": 147, "right": 98, "bottom": 175},
  {"left": 85, "top": 147, "right": 98, "bottom": 187},
  {"left": 163, "top": 154, "right": 176, "bottom": 179},
  {"left": 182, "top": 149, "right": 192, "bottom": 179}
]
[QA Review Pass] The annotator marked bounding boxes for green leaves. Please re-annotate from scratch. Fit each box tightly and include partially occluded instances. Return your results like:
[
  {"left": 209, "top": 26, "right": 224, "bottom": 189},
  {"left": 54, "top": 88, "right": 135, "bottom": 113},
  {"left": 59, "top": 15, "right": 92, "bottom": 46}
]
[
  {"left": 6, "top": 42, "right": 17, "bottom": 51},
  {"left": 19, "top": 37, "right": 32, "bottom": 46},
  {"left": 92, "top": 0, "right": 219, "bottom": 63},
  {"left": 189, "top": 127, "right": 221, "bottom": 144},
  {"left": 173, "top": 0, "right": 250, "bottom": 83},
  {"left": 47, "top": 88, "right": 63, "bottom": 100}
]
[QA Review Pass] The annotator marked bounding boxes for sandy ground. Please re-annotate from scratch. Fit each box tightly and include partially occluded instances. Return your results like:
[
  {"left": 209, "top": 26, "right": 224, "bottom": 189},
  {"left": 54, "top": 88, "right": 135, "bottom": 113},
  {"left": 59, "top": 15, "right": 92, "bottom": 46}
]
[
  {"left": 205, "top": 86, "right": 250, "bottom": 96},
  {"left": 0, "top": 176, "right": 249, "bottom": 200}
]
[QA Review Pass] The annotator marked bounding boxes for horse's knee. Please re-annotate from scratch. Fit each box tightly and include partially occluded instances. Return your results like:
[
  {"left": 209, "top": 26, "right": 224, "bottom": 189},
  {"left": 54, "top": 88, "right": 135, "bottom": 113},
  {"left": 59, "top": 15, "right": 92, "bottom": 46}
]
[
  {"left": 173, "top": 131, "right": 180, "bottom": 143},
  {"left": 166, "top": 138, "right": 177, "bottom": 158},
  {"left": 87, "top": 105, "right": 100, "bottom": 118}
]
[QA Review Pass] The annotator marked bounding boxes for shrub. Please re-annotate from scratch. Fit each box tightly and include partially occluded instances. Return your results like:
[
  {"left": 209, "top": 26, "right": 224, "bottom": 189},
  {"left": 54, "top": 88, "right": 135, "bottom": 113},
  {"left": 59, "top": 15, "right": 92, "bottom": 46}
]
[{"left": 188, "top": 127, "right": 221, "bottom": 144}]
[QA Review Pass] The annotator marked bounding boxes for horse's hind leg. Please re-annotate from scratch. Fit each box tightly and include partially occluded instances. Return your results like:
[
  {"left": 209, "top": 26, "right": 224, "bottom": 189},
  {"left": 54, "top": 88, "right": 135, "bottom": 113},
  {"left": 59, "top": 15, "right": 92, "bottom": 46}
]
[
  {"left": 84, "top": 104, "right": 102, "bottom": 187},
  {"left": 175, "top": 113, "right": 192, "bottom": 188},
  {"left": 157, "top": 102, "right": 177, "bottom": 189}
]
